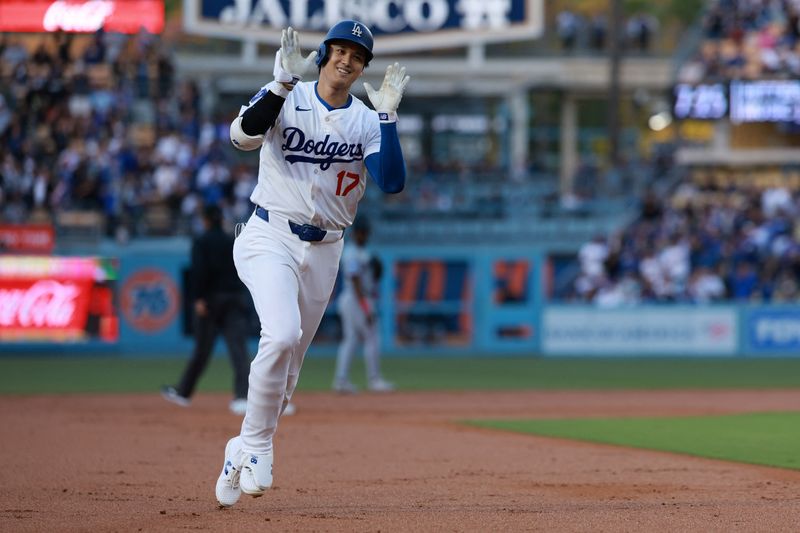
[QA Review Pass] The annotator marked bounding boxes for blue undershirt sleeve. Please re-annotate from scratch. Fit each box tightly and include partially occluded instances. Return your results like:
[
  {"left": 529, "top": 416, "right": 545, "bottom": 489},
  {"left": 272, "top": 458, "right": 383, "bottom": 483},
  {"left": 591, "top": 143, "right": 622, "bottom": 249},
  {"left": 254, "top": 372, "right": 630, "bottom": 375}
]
[{"left": 365, "top": 122, "right": 406, "bottom": 194}]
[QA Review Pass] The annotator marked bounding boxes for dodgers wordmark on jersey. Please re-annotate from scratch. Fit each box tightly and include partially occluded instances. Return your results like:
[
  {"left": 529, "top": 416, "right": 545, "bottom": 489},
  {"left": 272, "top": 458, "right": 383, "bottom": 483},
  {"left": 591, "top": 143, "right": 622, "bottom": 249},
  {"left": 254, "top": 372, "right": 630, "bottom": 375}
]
[{"left": 239, "top": 81, "right": 382, "bottom": 232}]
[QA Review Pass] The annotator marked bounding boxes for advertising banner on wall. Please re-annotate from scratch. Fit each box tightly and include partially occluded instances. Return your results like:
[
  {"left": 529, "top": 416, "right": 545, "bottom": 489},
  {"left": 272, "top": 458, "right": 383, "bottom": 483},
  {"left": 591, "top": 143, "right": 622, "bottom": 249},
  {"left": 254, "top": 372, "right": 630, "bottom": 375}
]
[
  {"left": 0, "top": 0, "right": 164, "bottom": 34},
  {"left": 114, "top": 245, "right": 194, "bottom": 354},
  {"left": 184, "top": 0, "right": 544, "bottom": 53},
  {"left": 744, "top": 308, "right": 800, "bottom": 354},
  {"left": 120, "top": 267, "right": 181, "bottom": 335},
  {"left": 0, "top": 224, "right": 55, "bottom": 254},
  {"left": 542, "top": 306, "right": 738, "bottom": 356},
  {"left": 0, "top": 256, "right": 119, "bottom": 343},
  {"left": 392, "top": 259, "right": 473, "bottom": 347}
]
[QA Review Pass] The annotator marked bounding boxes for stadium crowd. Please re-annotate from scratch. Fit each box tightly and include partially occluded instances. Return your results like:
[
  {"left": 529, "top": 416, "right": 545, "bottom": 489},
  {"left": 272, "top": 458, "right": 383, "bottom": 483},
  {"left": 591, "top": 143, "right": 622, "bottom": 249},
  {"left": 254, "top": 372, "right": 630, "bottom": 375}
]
[
  {"left": 0, "top": 30, "right": 530, "bottom": 241},
  {"left": 569, "top": 169, "right": 800, "bottom": 304},
  {"left": 0, "top": 30, "right": 258, "bottom": 240},
  {"left": 680, "top": 0, "right": 800, "bottom": 82},
  {"left": 555, "top": 9, "right": 659, "bottom": 53}
]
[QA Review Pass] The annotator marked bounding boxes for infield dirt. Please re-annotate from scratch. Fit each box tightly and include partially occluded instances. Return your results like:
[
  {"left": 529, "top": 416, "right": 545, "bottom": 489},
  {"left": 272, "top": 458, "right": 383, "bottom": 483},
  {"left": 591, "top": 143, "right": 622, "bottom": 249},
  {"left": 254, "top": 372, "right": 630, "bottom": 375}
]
[{"left": 2, "top": 390, "right": 800, "bottom": 531}]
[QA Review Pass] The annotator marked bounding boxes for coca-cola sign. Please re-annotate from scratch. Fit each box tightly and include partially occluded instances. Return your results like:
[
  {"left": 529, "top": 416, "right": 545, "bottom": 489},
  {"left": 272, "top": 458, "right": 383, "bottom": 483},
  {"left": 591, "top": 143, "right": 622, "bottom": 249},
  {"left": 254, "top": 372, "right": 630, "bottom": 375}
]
[
  {"left": 43, "top": 0, "right": 116, "bottom": 32},
  {"left": 0, "top": 256, "right": 119, "bottom": 343},
  {"left": 0, "top": 0, "right": 164, "bottom": 34},
  {"left": 0, "top": 279, "right": 92, "bottom": 339},
  {"left": 0, "top": 280, "right": 86, "bottom": 329}
]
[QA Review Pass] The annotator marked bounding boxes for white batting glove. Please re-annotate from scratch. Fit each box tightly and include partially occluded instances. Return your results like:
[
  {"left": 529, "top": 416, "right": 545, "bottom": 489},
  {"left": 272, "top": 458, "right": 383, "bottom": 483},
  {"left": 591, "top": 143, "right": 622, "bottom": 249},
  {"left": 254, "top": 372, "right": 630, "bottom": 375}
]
[
  {"left": 273, "top": 27, "right": 318, "bottom": 88},
  {"left": 363, "top": 62, "right": 410, "bottom": 123}
]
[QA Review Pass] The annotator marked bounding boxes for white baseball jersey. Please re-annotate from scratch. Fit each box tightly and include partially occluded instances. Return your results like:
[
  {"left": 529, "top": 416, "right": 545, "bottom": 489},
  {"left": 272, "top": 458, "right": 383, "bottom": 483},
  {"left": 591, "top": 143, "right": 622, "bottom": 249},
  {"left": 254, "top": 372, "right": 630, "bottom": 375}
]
[{"left": 242, "top": 81, "right": 382, "bottom": 231}]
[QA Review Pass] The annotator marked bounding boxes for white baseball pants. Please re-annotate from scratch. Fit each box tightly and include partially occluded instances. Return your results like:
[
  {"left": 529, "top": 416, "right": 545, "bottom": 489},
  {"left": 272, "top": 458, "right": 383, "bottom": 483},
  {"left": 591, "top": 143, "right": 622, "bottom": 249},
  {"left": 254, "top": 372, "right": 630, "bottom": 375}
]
[{"left": 233, "top": 210, "right": 342, "bottom": 455}]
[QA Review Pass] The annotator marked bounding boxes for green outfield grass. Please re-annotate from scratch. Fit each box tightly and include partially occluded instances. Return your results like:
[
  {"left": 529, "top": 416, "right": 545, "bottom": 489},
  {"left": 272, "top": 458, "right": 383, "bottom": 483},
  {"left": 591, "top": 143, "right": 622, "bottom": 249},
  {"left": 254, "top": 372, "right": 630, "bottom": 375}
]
[
  {"left": 468, "top": 411, "right": 800, "bottom": 470},
  {"left": 2, "top": 355, "right": 800, "bottom": 394}
]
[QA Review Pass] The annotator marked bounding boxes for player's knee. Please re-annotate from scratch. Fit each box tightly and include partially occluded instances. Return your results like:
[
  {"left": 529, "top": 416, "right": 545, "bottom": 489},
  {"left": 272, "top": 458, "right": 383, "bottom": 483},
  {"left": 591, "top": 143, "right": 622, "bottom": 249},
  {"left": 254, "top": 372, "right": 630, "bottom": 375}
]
[{"left": 263, "top": 328, "right": 302, "bottom": 354}]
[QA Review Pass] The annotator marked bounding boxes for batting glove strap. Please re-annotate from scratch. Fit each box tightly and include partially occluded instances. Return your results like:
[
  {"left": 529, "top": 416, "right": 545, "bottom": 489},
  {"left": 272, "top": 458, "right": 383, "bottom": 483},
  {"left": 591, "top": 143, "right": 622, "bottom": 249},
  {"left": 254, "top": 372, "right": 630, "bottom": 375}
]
[{"left": 377, "top": 111, "right": 398, "bottom": 124}]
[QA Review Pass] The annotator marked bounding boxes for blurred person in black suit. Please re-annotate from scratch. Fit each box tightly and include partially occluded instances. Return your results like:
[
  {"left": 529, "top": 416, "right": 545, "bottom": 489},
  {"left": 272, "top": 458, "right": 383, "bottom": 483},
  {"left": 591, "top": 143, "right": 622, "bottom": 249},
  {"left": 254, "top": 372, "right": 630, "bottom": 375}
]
[{"left": 162, "top": 204, "right": 251, "bottom": 415}]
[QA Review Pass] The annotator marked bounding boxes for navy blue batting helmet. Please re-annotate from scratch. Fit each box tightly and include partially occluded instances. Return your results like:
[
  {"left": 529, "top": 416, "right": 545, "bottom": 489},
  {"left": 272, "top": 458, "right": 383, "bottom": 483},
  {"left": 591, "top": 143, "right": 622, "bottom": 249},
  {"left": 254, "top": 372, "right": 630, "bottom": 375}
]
[{"left": 316, "top": 19, "right": 374, "bottom": 67}]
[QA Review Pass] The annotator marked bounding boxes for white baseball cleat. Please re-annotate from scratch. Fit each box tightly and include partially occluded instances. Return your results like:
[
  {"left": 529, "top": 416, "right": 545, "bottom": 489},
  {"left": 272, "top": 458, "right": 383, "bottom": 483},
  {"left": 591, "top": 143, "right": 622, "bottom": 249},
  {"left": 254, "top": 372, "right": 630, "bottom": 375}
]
[
  {"left": 240, "top": 453, "right": 273, "bottom": 497},
  {"left": 215, "top": 436, "right": 243, "bottom": 508},
  {"left": 229, "top": 398, "right": 247, "bottom": 416},
  {"left": 368, "top": 378, "right": 395, "bottom": 393},
  {"left": 282, "top": 402, "right": 297, "bottom": 416},
  {"left": 332, "top": 379, "right": 359, "bottom": 394}
]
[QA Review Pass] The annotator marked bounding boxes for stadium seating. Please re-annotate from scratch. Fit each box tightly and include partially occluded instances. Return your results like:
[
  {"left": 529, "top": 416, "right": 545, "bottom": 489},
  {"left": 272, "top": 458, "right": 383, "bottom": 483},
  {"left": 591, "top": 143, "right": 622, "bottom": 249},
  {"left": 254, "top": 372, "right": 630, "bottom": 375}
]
[
  {"left": 1, "top": 27, "right": 660, "bottom": 246},
  {"left": 680, "top": 0, "right": 800, "bottom": 82},
  {"left": 564, "top": 165, "right": 800, "bottom": 303}
]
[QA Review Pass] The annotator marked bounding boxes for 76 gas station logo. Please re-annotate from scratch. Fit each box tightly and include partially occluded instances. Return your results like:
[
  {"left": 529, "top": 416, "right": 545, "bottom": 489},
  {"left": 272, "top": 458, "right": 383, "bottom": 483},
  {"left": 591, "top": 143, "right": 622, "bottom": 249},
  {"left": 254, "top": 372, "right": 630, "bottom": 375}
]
[{"left": 120, "top": 269, "right": 179, "bottom": 333}]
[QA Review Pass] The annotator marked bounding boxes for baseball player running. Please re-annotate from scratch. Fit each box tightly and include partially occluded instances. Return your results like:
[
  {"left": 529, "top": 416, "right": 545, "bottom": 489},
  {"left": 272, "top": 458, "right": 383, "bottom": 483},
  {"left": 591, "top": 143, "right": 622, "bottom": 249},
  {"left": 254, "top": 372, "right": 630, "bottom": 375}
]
[
  {"left": 333, "top": 216, "right": 394, "bottom": 393},
  {"left": 215, "top": 20, "right": 410, "bottom": 508}
]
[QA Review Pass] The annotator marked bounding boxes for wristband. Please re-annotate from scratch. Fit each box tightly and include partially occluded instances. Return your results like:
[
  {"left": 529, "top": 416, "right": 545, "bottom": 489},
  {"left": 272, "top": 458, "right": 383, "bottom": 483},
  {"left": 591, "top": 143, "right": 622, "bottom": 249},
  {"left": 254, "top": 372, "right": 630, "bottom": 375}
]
[{"left": 377, "top": 111, "right": 398, "bottom": 124}]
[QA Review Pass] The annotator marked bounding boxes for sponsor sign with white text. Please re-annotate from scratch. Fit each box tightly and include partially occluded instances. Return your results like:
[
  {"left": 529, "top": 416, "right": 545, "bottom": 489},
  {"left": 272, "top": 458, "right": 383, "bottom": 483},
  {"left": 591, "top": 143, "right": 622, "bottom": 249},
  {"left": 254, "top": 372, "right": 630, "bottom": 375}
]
[
  {"left": 746, "top": 308, "right": 800, "bottom": 353},
  {"left": 543, "top": 307, "right": 738, "bottom": 356},
  {"left": 0, "top": 225, "right": 55, "bottom": 254}
]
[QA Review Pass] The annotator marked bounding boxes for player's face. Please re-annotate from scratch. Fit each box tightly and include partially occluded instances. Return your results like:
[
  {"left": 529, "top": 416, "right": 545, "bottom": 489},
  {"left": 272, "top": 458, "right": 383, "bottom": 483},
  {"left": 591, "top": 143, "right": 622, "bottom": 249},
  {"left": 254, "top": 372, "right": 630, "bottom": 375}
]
[{"left": 320, "top": 41, "right": 366, "bottom": 91}]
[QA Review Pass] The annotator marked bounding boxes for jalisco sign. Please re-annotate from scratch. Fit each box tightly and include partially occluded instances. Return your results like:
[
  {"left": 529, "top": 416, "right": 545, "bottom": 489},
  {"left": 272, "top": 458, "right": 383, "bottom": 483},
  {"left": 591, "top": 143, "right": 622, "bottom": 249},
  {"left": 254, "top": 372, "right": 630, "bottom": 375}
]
[
  {"left": 0, "top": 0, "right": 164, "bottom": 34},
  {"left": 183, "top": 0, "right": 543, "bottom": 53}
]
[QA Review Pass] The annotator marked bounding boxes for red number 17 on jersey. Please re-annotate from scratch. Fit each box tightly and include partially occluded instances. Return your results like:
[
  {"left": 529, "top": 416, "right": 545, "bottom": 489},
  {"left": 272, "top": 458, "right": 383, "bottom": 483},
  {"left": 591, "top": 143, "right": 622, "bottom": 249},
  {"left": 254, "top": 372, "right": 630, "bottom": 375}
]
[{"left": 336, "top": 170, "right": 360, "bottom": 196}]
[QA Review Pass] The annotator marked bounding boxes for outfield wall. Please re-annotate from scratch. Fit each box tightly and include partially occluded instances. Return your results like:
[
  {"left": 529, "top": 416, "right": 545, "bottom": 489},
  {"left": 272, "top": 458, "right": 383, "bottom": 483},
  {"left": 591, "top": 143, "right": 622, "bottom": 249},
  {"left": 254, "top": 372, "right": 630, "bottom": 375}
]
[{"left": 3, "top": 240, "right": 800, "bottom": 357}]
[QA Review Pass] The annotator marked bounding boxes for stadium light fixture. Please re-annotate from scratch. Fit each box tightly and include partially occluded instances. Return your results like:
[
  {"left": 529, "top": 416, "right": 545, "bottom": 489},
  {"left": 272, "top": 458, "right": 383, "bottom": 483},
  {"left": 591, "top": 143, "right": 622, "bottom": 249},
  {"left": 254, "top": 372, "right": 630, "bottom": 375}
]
[{"left": 648, "top": 111, "right": 672, "bottom": 131}]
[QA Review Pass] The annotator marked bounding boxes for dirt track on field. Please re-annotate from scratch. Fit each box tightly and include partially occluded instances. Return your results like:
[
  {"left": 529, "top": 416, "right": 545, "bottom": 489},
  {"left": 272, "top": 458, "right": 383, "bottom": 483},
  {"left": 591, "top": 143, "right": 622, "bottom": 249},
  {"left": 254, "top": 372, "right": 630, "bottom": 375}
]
[{"left": 2, "top": 390, "right": 800, "bottom": 532}]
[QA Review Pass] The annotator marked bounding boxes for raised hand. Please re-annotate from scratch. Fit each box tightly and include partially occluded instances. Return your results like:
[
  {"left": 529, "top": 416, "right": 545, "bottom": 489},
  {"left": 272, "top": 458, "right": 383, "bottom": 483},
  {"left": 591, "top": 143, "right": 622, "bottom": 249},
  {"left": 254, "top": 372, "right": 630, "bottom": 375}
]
[
  {"left": 274, "top": 27, "right": 318, "bottom": 87},
  {"left": 363, "top": 62, "right": 410, "bottom": 118}
]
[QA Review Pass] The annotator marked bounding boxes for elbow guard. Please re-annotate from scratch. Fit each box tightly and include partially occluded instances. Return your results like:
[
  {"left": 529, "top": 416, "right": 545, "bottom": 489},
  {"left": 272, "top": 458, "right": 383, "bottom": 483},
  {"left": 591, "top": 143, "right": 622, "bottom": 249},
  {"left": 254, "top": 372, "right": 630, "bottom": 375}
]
[{"left": 230, "top": 115, "right": 265, "bottom": 151}]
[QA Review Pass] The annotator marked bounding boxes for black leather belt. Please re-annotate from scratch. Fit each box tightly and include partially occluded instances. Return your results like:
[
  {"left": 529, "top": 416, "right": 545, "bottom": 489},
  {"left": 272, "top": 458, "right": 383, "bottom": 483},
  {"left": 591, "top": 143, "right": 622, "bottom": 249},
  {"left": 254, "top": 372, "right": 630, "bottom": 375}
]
[{"left": 255, "top": 206, "right": 328, "bottom": 242}]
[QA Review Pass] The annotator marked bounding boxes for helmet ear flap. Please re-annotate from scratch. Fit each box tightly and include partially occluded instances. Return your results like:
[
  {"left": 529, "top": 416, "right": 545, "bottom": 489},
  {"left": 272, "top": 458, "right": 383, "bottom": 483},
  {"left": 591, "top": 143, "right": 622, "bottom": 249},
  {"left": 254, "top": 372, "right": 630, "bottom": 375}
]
[{"left": 315, "top": 42, "right": 326, "bottom": 66}]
